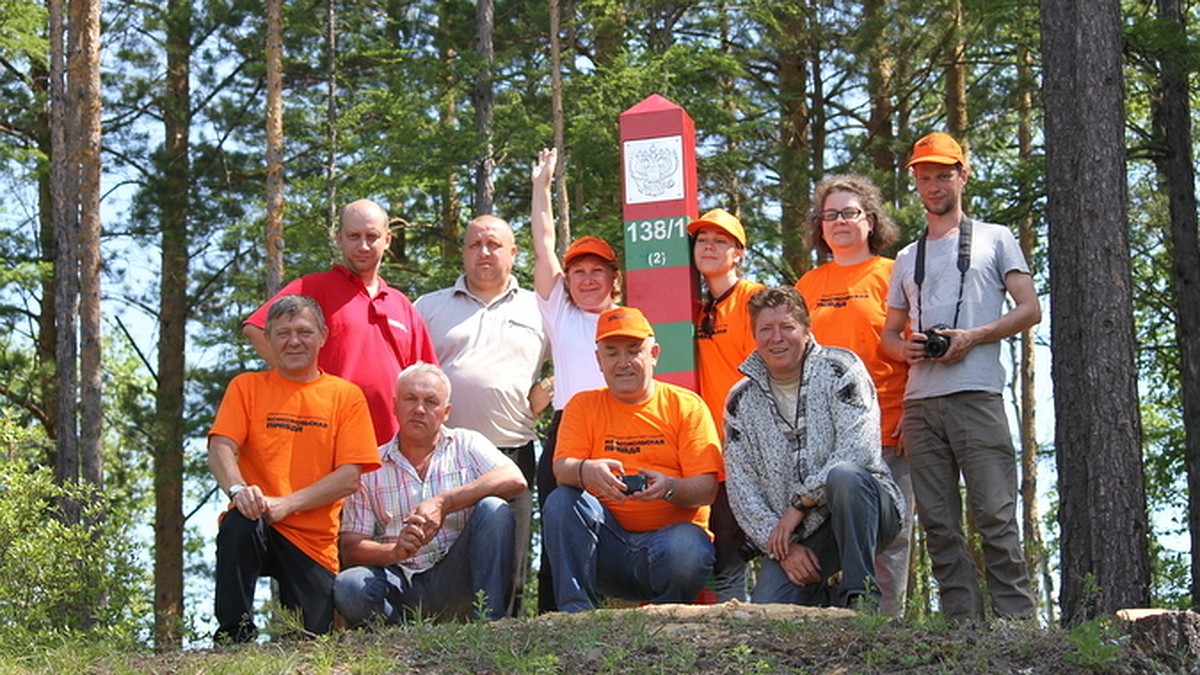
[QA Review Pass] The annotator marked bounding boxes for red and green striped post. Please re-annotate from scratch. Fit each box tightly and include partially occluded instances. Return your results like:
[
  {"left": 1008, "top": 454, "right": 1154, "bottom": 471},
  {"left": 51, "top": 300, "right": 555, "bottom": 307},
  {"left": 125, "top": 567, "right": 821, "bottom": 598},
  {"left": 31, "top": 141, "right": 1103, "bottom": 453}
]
[{"left": 619, "top": 94, "right": 700, "bottom": 391}]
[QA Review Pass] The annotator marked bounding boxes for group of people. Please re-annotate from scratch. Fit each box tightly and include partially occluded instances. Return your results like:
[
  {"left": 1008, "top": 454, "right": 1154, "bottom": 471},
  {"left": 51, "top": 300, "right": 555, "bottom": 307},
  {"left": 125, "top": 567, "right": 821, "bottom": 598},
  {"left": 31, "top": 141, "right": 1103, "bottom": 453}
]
[{"left": 206, "top": 131, "right": 1040, "bottom": 643}]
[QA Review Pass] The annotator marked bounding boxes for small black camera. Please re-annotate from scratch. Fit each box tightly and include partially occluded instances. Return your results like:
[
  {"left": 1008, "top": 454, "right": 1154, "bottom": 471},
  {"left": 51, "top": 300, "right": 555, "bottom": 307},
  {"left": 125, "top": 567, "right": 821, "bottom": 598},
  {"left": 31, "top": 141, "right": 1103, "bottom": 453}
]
[
  {"left": 922, "top": 324, "right": 952, "bottom": 359},
  {"left": 738, "top": 540, "right": 763, "bottom": 562},
  {"left": 619, "top": 474, "right": 647, "bottom": 495}
]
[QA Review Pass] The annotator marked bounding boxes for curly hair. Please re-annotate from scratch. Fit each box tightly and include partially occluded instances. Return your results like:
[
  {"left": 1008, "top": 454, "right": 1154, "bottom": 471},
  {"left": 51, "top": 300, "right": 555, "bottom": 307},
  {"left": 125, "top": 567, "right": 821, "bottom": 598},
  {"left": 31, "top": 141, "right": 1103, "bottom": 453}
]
[{"left": 807, "top": 174, "right": 899, "bottom": 256}]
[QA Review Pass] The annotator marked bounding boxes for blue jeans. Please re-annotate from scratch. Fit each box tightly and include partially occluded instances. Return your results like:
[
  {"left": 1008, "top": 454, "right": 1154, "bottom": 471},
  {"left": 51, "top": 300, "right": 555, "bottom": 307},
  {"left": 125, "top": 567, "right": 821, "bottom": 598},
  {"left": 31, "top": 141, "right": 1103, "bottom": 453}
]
[
  {"left": 751, "top": 463, "right": 899, "bottom": 607},
  {"left": 333, "top": 496, "right": 514, "bottom": 624},
  {"left": 543, "top": 486, "right": 714, "bottom": 612}
]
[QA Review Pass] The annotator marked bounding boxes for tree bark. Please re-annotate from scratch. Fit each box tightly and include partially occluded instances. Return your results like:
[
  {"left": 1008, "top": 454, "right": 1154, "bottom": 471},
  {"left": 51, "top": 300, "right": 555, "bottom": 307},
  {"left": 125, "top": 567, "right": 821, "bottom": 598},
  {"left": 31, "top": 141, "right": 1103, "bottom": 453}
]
[
  {"left": 473, "top": 0, "right": 495, "bottom": 215},
  {"left": 1148, "top": 0, "right": 1200, "bottom": 612},
  {"left": 50, "top": 0, "right": 79, "bottom": 507},
  {"left": 438, "top": 5, "right": 460, "bottom": 261},
  {"left": 325, "top": 0, "right": 339, "bottom": 233},
  {"left": 265, "top": 0, "right": 285, "bottom": 296},
  {"left": 153, "top": 0, "right": 192, "bottom": 649},
  {"left": 777, "top": 2, "right": 812, "bottom": 281},
  {"left": 717, "top": 0, "right": 740, "bottom": 213},
  {"left": 945, "top": 0, "right": 968, "bottom": 138},
  {"left": 864, "top": 0, "right": 895, "bottom": 191},
  {"left": 1041, "top": 0, "right": 1151, "bottom": 623},
  {"left": 74, "top": 0, "right": 103, "bottom": 493},
  {"left": 1015, "top": 40, "right": 1052, "bottom": 625},
  {"left": 35, "top": 64, "right": 58, "bottom": 450},
  {"left": 550, "top": 0, "right": 571, "bottom": 254}
]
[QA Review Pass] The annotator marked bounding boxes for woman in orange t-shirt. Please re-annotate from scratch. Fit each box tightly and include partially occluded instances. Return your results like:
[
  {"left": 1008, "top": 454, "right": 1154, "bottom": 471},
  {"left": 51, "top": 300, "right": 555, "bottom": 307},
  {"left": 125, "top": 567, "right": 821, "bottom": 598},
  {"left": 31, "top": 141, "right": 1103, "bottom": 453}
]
[
  {"left": 688, "top": 208, "right": 765, "bottom": 603},
  {"left": 796, "top": 175, "right": 913, "bottom": 617}
]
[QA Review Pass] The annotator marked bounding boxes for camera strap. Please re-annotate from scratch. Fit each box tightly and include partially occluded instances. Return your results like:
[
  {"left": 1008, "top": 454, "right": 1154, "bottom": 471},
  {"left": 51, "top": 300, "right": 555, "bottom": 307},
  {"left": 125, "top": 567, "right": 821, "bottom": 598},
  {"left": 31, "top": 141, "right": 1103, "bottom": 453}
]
[{"left": 913, "top": 216, "right": 973, "bottom": 332}]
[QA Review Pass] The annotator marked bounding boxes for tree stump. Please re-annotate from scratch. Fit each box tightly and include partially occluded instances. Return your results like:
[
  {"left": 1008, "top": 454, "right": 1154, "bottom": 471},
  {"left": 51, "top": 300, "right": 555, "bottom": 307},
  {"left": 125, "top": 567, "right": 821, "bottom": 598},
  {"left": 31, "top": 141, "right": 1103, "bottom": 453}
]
[{"left": 1117, "top": 608, "right": 1200, "bottom": 662}]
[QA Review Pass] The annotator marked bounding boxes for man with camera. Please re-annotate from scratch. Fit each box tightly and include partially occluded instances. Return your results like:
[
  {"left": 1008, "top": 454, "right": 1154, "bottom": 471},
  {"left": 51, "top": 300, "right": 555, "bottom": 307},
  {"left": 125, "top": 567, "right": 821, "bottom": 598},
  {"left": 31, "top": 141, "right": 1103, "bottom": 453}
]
[
  {"left": 882, "top": 132, "right": 1041, "bottom": 621},
  {"left": 542, "top": 307, "right": 724, "bottom": 612}
]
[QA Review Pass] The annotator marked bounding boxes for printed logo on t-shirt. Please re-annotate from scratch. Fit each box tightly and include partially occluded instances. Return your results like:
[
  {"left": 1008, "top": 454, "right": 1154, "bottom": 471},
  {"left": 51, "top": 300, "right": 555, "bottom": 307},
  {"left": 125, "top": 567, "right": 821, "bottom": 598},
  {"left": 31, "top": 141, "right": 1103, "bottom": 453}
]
[
  {"left": 603, "top": 435, "right": 666, "bottom": 455},
  {"left": 266, "top": 413, "right": 331, "bottom": 433},
  {"left": 814, "top": 290, "right": 869, "bottom": 309},
  {"left": 387, "top": 319, "right": 410, "bottom": 333}
]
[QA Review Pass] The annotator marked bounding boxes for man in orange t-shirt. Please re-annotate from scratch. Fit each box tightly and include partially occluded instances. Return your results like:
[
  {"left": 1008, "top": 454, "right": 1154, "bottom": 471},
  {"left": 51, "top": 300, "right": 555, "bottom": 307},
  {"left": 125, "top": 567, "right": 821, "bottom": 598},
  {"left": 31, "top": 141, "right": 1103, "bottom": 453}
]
[
  {"left": 208, "top": 295, "right": 381, "bottom": 643},
  {"left": 543, "top": 307, "right": 723, "bottom": 612}
]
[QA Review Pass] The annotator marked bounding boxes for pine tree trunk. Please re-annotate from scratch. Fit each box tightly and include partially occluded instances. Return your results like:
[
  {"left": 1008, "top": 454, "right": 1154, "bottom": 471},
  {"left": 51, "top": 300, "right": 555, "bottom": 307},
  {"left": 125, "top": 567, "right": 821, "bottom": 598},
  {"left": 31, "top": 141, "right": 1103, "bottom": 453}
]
[
  {"left": 473, "top": 0, "right": 495, "bottom": 215},
  {"left": 49, "top": 0, "right": 79, "bottom": 505},
  {"left": 864, "top": 0, "right": 895, "bottom": 192},
  {"left": 1149, "top": 0, "right": 1200, "bottom": 612},
  {"left": 550, "top": 0, "right": 571, "bottom": 253},
  {"left": 1016, "top": 40, "right": 1052, "bottom": 625},
  {"left": 1041, "top": 0, "right": 1151, "bottom": 623},
  {"left": 944, "top": 0, "right": 968, "bottom": 138},
  {"left": 777, "top": 3, "right": 812, "bottom": 281},
  {"left": 153, "top": 0, "right": 192, "bottom": 649},
  {"left": 265, "top": 0, "right": 285, "bottom": 297},
  {"left": 74, "top": 0, "right": 103, "bottom": 492},
  {"left": 324, "top": 0, "right": 339, "bottom": 232}
]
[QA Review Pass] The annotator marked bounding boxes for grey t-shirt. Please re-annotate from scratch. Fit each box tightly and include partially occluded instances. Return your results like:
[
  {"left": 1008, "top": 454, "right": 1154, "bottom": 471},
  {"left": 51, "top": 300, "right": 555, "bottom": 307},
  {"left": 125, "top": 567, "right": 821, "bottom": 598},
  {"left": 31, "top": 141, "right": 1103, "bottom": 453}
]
[{"left": 888, "top": 219, "right": 1032, "bottom": 400}]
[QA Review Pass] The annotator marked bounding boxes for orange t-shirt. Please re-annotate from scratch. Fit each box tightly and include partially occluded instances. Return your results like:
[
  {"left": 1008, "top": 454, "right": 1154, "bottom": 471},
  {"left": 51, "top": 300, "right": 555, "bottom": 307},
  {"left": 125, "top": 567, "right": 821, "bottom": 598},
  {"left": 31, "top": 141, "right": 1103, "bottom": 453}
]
[
  {"left": 209, "top": 370, "right": 382, "bottom": 573},
  {"left": 797, "top": 256, "right": 908, "bottom": 440},
  {"left": 555, "top": 382, "right": 724, "bottom": 535},
  {"left": 696, "top": 279, "right": 766, "bottom": 437}
]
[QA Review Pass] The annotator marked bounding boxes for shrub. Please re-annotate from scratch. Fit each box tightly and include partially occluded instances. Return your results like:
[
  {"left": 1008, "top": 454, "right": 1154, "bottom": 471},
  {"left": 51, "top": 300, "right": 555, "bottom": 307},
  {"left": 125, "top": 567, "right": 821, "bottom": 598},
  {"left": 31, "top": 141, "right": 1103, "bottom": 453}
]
[{"left": 0, "top": 462, "right": 150, "bottom": 652}]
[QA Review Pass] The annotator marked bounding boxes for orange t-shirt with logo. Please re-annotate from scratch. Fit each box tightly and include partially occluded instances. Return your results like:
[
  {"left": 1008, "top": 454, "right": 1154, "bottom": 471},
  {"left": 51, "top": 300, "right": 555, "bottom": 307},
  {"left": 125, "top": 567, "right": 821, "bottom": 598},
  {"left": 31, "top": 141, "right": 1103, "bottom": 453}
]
[
  {"left": 209, "top": 370, "right": 382, "bottom": 573},
  {"left": 797, "top": 256, "right": 908, "bottom": 440},
  {"left": 556, "top": 382, "right": 724, "bottom": 535},
  {"left": 696, "top": 279, "right": 766, "bottom": 437}
]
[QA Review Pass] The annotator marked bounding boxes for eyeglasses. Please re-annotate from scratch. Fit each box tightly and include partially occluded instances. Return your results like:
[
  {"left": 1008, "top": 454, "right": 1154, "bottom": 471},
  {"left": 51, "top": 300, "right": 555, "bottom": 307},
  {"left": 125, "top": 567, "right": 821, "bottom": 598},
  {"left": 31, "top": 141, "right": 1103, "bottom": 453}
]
[{"left": 818, "top": 207, "right": 864, "bottom": 222}]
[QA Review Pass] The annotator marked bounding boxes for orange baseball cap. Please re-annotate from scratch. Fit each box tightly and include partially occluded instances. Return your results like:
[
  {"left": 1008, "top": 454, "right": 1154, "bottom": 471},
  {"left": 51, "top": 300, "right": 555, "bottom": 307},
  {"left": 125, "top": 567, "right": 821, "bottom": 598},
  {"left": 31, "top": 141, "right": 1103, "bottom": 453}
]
[
  {"left": 564, "top": 235, "right": 618, "bottom": 267},
  {"left": 687, "top": 208, "right": 747, "bottom": 248},
  {"left": 905, "top": 132, "right": 966, "bottom": 168},
  {"left": 595, "top": 307, "right": 654, "bottom": 342}
]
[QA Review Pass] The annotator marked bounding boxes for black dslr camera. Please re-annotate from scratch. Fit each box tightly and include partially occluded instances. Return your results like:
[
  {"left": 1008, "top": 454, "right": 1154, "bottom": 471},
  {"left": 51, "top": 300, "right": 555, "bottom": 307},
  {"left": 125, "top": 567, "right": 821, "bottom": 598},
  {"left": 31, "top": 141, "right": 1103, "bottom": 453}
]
[
  {"left": 619, "top": 474, "right": 647, "bottom": 495},
  {"left": 922, "top": 324, "right": 952, "bottom": 358}
]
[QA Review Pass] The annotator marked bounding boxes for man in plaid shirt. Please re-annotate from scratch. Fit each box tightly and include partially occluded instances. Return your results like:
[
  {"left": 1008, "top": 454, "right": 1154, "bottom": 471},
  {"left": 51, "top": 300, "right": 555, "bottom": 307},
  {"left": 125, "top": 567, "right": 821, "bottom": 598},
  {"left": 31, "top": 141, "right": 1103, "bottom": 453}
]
[{"left": 333, "top": 362, "right": 527, "bottom": 623}]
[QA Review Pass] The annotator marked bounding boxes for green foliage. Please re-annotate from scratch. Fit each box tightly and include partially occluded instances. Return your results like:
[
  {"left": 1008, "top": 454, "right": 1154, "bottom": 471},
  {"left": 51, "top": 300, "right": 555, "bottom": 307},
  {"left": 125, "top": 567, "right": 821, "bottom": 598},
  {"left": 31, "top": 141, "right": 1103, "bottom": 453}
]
[
  {"left": 1064, "top": 618, "right": 1122, "bottom": 668},
  {"left": 0, "top": 460, "right": 150, "bottom": 654},
  {"left": 0, "top": 0, "right": 47, "bottom": 64},
  {"left": 0, "top": 0, "right": 1194, "bottom": 643}
]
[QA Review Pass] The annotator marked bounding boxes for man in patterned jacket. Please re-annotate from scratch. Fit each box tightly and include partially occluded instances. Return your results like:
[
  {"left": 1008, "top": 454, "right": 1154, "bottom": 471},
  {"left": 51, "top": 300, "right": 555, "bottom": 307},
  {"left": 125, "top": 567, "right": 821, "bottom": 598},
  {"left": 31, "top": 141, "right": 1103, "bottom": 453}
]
[{"left": 724, "top": 286, "right": 902, "bottom": 607}]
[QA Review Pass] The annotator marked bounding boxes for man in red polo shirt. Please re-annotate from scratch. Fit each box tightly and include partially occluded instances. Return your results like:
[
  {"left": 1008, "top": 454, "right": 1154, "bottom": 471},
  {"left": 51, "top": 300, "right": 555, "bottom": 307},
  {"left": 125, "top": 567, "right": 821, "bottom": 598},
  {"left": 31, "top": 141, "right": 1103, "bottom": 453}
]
[{"left": 243, "top": 199, "right": 438, "bottom": 445}]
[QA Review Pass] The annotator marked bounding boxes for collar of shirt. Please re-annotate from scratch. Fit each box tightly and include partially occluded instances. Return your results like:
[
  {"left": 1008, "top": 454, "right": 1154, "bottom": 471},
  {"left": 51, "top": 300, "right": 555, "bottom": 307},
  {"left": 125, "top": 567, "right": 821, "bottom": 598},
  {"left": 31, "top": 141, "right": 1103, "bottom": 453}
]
[
  {"left": 379, "top": 428, "right": 452, "bottom": 474},
  {"left": 332, "top": 263, "right": 394, "bottom": 297},
  {"left": 452, "top": 274, "right": 519, "bottom": 306}
]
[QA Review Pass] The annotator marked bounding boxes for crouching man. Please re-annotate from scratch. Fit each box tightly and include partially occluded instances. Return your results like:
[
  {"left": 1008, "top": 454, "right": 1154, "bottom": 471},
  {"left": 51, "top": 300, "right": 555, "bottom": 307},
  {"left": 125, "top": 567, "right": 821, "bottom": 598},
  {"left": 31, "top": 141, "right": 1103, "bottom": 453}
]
[
  {"left": 208, "top": 294, "right": 382, "bottom": 643},
  {"left": 543, "top": 307, "right": 724, "bottom": 612},
  {"left": 333, "top": 363, "right": 527, "bottom": 623},
  {"left": 725, "top": 287, "right": 903, "bottom": 607}
]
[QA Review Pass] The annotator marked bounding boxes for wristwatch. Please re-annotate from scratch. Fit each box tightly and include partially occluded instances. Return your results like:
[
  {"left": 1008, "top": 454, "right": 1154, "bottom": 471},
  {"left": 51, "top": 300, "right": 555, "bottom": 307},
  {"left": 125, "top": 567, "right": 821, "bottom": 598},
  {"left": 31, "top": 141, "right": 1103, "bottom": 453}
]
[
  {"left": 226, "top": 483, "right": 247, "bottom": 500},
  {"left": 664, "top": 478, "right": 677, "bottom": 503}
]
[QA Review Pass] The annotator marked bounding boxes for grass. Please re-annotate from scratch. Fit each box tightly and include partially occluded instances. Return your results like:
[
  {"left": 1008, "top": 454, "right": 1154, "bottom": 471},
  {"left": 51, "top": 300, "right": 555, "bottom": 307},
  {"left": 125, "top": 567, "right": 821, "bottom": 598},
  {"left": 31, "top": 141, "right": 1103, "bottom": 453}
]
[{"left": 0, "top": 603, "right": 1177, "bottom": 674}]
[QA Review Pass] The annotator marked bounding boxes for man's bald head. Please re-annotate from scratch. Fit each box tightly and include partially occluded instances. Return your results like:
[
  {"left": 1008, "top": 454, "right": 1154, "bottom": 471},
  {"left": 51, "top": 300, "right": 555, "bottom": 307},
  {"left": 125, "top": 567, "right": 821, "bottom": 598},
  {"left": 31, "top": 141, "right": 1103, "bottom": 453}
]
[
  {"left": 462, "top": 214, "right": 517, "bottom": 298},
  {"left": 336, "top": 199, "right": 393, "bottom": 280}
]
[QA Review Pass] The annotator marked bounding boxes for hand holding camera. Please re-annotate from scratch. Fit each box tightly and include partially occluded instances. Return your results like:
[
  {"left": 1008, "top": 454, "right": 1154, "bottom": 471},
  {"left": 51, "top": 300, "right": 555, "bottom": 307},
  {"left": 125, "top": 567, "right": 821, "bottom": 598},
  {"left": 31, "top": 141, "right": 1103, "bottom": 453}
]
[
  {"left": 921, "top": 324, "right": 952, "bottom": 359},
  {"left": 619, "top": 473, "right": 647, "bottom": 495}
]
